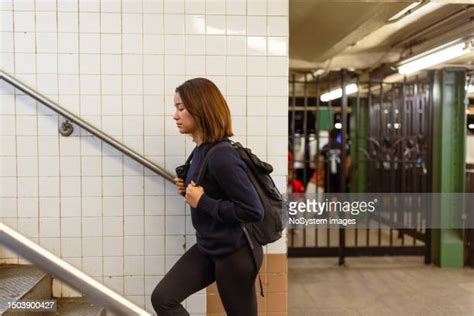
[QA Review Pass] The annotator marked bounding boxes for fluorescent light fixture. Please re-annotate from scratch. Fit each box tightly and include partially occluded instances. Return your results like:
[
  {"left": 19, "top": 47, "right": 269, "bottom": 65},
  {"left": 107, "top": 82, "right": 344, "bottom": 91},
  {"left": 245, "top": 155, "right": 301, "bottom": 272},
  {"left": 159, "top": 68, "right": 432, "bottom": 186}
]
[
  {"left": 398, "top": 40, "right": 470, "bottom": 75},
  {"left": 388, "top": 1, "right": 423, "bottom": 22},
  {"left": 334, "top": 123, "right": 342, "bottom": 129},
  {"left": 469, "top": 123, "right": 474, "bottom": 129},
  {"left": 320, "top": 83, "right": 358, "bottom": 102}
]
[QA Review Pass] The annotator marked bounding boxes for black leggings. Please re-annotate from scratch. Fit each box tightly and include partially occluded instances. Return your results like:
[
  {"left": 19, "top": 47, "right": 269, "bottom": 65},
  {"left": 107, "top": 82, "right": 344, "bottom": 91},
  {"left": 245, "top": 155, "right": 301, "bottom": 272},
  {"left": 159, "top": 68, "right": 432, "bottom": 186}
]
[{"left": 151, "top": 241, "right": 263, "bottom": 316}]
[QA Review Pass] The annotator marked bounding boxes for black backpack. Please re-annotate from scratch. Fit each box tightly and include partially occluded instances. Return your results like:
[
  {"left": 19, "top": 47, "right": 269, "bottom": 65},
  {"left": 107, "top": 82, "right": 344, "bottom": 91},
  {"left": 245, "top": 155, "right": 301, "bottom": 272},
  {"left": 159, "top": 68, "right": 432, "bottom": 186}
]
[
  {"left": 196, "top": 139, "right": 288, "bottom": 246},
  {"left": 192, "top": 139, "right": 288, "bottom": 297}
]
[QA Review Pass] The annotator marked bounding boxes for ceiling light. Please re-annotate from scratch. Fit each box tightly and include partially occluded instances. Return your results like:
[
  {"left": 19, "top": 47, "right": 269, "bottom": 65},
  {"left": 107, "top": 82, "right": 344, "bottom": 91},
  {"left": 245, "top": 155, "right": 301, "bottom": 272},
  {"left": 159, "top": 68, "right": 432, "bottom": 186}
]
[
  {"left": 334, "top": 123, "right": 342, "bottom": 129},
  {"left": 468, "top": 85, "right": 474, "bottom": 94},
  {"left": 320, "top": 83, "right": 358, "bottom": 102},
  {"left": 398, "top": 40, "right": 471, "bottom": 75},
  {"left": 388, "top": 2, "right": 423, "bottom": 22}
]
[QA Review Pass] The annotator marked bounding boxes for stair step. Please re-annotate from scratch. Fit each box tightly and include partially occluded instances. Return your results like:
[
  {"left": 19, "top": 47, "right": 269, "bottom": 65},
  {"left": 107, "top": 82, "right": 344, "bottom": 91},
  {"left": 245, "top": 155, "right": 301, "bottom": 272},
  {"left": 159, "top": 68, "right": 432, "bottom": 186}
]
[
  {"left": 55, "top": 297, "right": 105, "bottom": 316},
  {"left": 0, "top": 264, "right": 51, "bottom": 314}
]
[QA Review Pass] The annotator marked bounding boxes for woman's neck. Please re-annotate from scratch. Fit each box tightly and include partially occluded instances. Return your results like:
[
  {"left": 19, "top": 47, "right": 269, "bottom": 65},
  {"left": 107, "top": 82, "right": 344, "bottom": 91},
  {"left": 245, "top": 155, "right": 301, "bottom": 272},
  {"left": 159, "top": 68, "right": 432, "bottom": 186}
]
[{"left": 192, "top": 132, "right": 203, "bottom": 146}]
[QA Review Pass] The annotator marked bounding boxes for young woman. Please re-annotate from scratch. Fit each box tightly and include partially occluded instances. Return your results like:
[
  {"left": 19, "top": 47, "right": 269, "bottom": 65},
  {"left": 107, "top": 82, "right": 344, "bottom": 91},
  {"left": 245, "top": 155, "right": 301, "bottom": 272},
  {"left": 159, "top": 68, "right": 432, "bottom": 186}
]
[{"left": 151, "top": 78, "right": 264, "bottom": 316}]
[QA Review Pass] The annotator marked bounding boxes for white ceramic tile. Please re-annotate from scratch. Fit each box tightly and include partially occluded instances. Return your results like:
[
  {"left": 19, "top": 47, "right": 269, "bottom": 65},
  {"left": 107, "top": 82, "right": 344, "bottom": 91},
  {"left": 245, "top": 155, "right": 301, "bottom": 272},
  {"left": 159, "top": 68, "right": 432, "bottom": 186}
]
[
  {"left": 205, "top": 56, "right": 225, "bottom": 75},
  {"left": 247, "top": 16, "right": 266, "bottom": 36},
  {"left": 101, "top": 34, "right": 122, "bottom": 54},
  {"left": 60, "top": 157, "right": 80, "bottom": 176},
  {"left": 165, "top": 216, "right": 185, "bottom": 235},
  {"left": 80, "top": 75, "right": 101, "bottom": 95},
  {"left": 60, "top": 177, "right": 81, "bottom": 197},
  {"left": 124, "top": 176, "right": 144, "bottom": 196},
  {"left": 123, "top": 54, "right": 143, "bottom": 75},
  {"left": 0, "top": 95, "right": 15, "bottom": 114},
  {"left": 165, "top": 235, "right": 185, "bottom": 255},
  {"left": 206, "top": 15, "right": 225, "bottom": 35},
  {"left": 82, "top": 176, "right": 102, "bottom": 197},
  {"left": 247, "top": 116, "right": 266, "bottom": 135},
  {"left": 79, "top": 0, "right": 100, "bottom": 12},
  {"left": 205, "top": 35, "right": 226, "bottom": 55},
  {"left": 165, "top": 55, "right": 185, "bottom": 75},
  {"left": 226, "top": 0, "right": 246, "bottom": 15},
  {"left": 124, "top": 195, "right": 144, "bottom": 216},
  {"left": 267, "top": 155, "right": 287, "bottom": 176},
  {"left": 81, "top": 156, "right": 102, "bottom": 176},
  {"left": 18, "top": 218, "right": 39, "bottom": 238},
  {"left": 82, "top": 256, "right": 103, "bottom": 276},
  {"left": 268, "top": 16, "right": 288, "bottom": 36},
  {"left": 17, "top": 136, "right": 38, "bottom": 156},
  {"left": 246, "top": 136, "right": 266, "bottom": 158},
  {"left": 0, "top": 116, "right": 15, "bottom": 135},
  {"left": 101, "top": 54, "right": 121, "bottom": 74},
  {"left": 58, "top": 33, "right": 79, "bottom": 54},
  {"left": 268, "top": 0, "right": 288, "bottom": 16},
  {"left": 58, "top": 0, "right": 78, "bottom": 12},
  {"left": 0, "top": 32, "right": 14, "bottom": 53},
  {"left": 82, "top": 237, "right": 103, "bottom": 257},
  {"left": 79, "top": 12, "right": 100, "bottom": 33},
  {"left": 17, "top": 156, "right": 37, "bottom": 177},
  {"left": 142, "top": 34, "right": 163, "bottom": 54},
  {"left": 267, "top": 76, "right": 288, "bottom": 96},
  {"left": 0, "top": 177, "right": 16, "bottom": 197},
  {"left": 40, "top": 218, "right": 60, "bottom": 238},
  {"left": 144, "top": 75, "right": 165, "bottom": 95},
  {"left": 185, "top": 0, "right": 205, "bottom": 14},
  {"left": 144, "top": 14, "right": 164, "bottom": 34},
  {"left": 268, "top": 36, "right": 287, "bottom": 56},
  {"left": 58, "top": 12, "right": 78, "bottom": 32},
  {"left": 104, "top": 237, "right": 124, "bottom": 256},
  {"left": 164, "top": 14, "right": 184, "bottom": 34},
  {"left": 164, "top": 0, "right": 184, "bottom": 13},
  {"left": 124, "top": 216, "right": 144, "bottom": 236},
  {"left": 16, "top": 94, "right": 37, "bottom": 115},
  {"left": 60, "top": 196, "right": 81, "bottom": 217},
  {"left": 18, "top": 197, "right": 38, "bottom": 217},
  {"left": 78, "top": 54, "right": 99, "bottom": 74},
  {"left": 206, "top": 0, "right": 225, "bottom": 14},
  {"left": 101, "top": 95, "right": 122, "bottom": 116},
  {"left": 82, "top": 196, "right": 102, "bottom": 217},
  {"left": 226, "top": 76, "right": 246, "bottom": 95},
  {"left": 101, "top": 75, "right": 122, "bottom": 95},
  {"left": 0, "top": 157, "right": 16, "bottom": 177},
  {"left": 58, "top": 75, "right": 80, "bottom": 95},
  {"left": 0, "top": 11, "right": 13, "bottom": 32},
  {"left": 35, "top": 12, "right": 57, "bottom": 32},
  {"left": 37, "top": 74, "right": 58, "bottom": 95},
  {"left": 61, "top": 218, "right": 81, "bottom": 237},
  {"left": 187, "top": 294, "right": 206, "bottom": 313},
  {"left": 143, "top": 0, "right": 164, "bottom": 14},
  {"left": 122, "top": 13, "right": 142, "bottom": 34},
  {"left": 247, "top": 56, "right": 266, "bottom": 76},
  {"left": 80, "top": 33, "right": 100, "bottom": 53},
  {"left": 185, "top": 35, "right": 205, "bottom": 55},
  {"left": 103, "top": 216, "right": 123, "bottom": 236},
  {"left": 144, "top": 196, "right": 165, "bottom": 216},
  {"left": 102, "top": 196, "right": 122, "bottom": 217},
  {"left": 0, "top": 52, "right": 14, "bottom": 72},
  {"left": 0, "top": 136, "right": 16, "bottom": 156},
  {"left": 247, "top": 76, "right": 267, "bottom": 96},
  {"left": 102, "top": 116, "right": 122, "bottom": 136},
  {"left": 123, "top": 115, "right": 143, "bottom": 135},
  {"left": 144, "top": 136, "right": 165, "bottom": 156},
  {"left": 247, "top": 96, "right": 266, "bottom": 116},
  {"left": 226, "top": 15, "right": 245, "bottom": 35},
  {"left": 125, "top": 256, "right": 145, "bottom": 275},
  {"left": 103, "top": 256, "right": 123, "bottom": 276},
  {"left": 36, "top": 53, "right": 57, "bottom": 74},
  {"left": 15, "top": 32, "right": 35, "bottom": 53},
  {"left": 82, "top": 217, "right": 102, "bottom": 237},
  {"left": 185, "top": 15, "right": 205, "bottom": 35},
  {"left": 123, "top": 95, "right": 143, "bottom": 116},
  {"left": 124, "top": 276, "right": 144, "bottom": 295},
  {"left": 122, "top": 0, "right": 143, "bottom": 13},
  {"left": 267, "top": 96, "right": 287, "bottom": 116},
  {"left": 123, "top": 76, "right": 144, "bottom": 95},
  {"left": 39, "top": 197, "right": 60, "bottom": 217},
  {"left": 247, "top": 36, "right": 266, "bottom": 55},
  {"left": 248, "top": 0, "right": 266, "bottom": 15},
  {"left": 125, "top": 236, "right": 144, "bottom": 255},
  {"left": 144, "top": 256, "right": 165, "bottom": 275},
  {"left": 226, "top": 36, "right": 246, "bottom": 55},
  {"left": 267, "top": 56, "right": 288, "bottom": 76},
  {"left": 184, "top": 55, "right": 205, "bottom": 76},
  {"left": 145, "top": 236, "right": 165, "bottom": 255},
  {"left": 164, "top": 34, "right": 184, "bottom": 54},
  {"left": 226, "top": 95, "right": 245, "bottom": 116},
  {"left": 14, "top": 12, "right": 35, "bottom": 32},
  {"left": 0, "top": 197, "right": 17, "bottom": 218},
  {"left": 103, "top": 276, "right": 124, "bottom": 294},
  {"left": 100, "top": 13, "right": 121, "bottom": 33},
  {"left": 144, "top": 175, "right": 165, "bottom": 196}
]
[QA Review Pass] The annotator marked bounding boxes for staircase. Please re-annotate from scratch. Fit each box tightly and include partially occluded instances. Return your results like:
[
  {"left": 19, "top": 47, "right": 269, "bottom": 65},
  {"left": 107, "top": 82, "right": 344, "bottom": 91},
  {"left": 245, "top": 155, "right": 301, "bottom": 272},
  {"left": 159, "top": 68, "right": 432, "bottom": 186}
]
[{"left": 0, "top": 264, "right": 105, "bottom": 315}]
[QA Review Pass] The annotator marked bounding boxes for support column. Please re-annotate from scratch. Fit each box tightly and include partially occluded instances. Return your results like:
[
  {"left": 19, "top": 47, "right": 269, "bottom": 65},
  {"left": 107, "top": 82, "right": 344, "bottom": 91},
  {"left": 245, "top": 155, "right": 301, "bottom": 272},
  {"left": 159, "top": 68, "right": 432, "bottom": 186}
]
[{"left": 431, "top": 68, "right": 467, "bottom": 267}]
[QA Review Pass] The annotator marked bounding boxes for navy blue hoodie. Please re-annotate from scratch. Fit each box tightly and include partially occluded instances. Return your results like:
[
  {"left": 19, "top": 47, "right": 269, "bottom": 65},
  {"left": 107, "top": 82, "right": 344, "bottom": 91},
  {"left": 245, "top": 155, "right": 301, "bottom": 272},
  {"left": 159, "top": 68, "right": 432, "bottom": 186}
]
[{"left": 185, "top": 138, "right": 264, "bottom": 255}]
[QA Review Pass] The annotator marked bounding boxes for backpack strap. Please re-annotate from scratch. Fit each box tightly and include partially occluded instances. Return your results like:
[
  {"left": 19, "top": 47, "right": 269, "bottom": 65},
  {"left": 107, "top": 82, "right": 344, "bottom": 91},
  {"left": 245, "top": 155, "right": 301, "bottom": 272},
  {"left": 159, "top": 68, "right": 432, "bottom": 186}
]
[{"left": 195, "top": 140, "right": 265, "bottom": 297}]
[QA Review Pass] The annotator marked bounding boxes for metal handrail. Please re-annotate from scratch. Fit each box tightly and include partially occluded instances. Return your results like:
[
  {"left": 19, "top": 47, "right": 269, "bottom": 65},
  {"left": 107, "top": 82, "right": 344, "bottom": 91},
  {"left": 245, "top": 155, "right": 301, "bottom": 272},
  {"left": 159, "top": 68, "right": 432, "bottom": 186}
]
[
  {"left": 0, "top": 223, "right": 151, "bottom": 315},
  {"left": 0, "top": 69, "right": 175, "bottom": 183}
]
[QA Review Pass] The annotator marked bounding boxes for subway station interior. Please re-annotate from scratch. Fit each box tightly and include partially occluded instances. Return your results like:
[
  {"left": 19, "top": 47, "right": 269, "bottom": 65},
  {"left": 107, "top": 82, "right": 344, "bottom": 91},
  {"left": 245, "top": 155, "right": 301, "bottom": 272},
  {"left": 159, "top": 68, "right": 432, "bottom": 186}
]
[
  {"left": 0, "top": 1, "right": 473, "bottom": 315},
  {"left": 288, "top": 1, "right": 474, "bottom": 315}
]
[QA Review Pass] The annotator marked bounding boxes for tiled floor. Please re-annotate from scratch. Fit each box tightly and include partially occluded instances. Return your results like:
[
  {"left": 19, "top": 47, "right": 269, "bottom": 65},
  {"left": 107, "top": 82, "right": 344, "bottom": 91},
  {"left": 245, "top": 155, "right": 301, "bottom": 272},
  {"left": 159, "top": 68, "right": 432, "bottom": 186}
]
[{"left": 289, "top": 257, "right": 474, "bottom": 316}]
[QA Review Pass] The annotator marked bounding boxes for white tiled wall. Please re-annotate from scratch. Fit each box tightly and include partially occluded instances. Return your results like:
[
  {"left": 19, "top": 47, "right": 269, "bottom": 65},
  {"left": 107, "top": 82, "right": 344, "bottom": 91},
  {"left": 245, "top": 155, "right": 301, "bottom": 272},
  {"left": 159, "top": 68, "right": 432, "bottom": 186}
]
[{"left": 0, "top": 0, "right": 288, "bottom": 314}]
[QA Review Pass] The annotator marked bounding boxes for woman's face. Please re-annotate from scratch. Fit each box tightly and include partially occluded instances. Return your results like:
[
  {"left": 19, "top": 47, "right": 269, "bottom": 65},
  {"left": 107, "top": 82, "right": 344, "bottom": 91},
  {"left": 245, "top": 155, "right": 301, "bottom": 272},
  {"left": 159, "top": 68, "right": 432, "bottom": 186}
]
[{"left": 173, "top": 92, "right": 198, "bottom": 135}]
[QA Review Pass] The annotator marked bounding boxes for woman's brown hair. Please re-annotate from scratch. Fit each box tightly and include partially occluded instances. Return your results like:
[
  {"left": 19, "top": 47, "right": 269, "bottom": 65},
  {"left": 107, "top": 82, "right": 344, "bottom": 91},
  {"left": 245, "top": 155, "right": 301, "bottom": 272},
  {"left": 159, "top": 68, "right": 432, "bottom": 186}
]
[{"left": 176, "top": 78, "right": 234, "bottom": 143}]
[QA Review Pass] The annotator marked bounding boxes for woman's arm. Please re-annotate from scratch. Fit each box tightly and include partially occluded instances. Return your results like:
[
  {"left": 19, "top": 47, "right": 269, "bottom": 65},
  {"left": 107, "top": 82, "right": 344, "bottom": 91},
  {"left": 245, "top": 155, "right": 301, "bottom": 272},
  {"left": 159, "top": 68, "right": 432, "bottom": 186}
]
[{"left": 196, "top": 146, "right": 264, "bottom": 224}]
